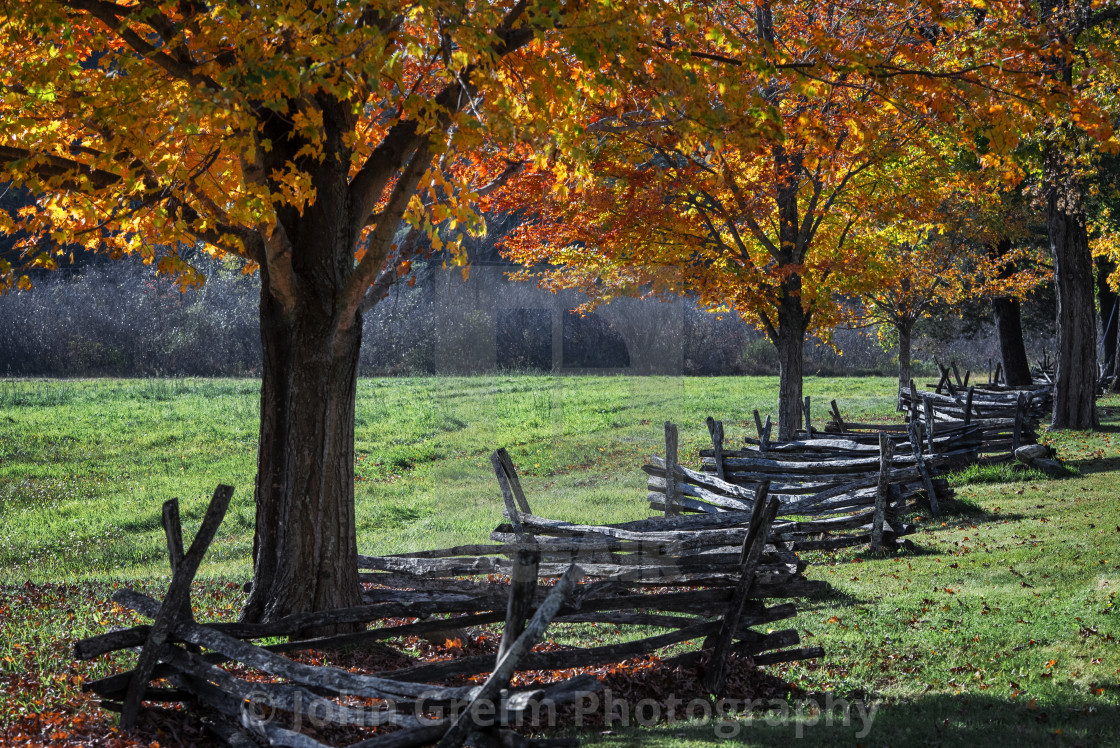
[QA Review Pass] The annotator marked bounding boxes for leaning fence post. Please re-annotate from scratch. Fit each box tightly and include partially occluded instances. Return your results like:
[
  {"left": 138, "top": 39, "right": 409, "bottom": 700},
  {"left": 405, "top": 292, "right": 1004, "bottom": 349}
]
[
  {"left": 492, "top": 450, "right": 531, "bottom": 541},
  {"left": 760, "top": 415, "right": 773, "bottom": 454},
  {"left": 664, "top": 422, "right": 680, "bottom": 517},
  {"left": 1012, "top": 392, "right": 1026, "bottom": 452},
  {"left": 703, "top": 493, "right": 780, "bottom": 694},
  {"left": 871, "top": 433, "right": 893, "bottom": 553},
  {"left": 753, "top": 409, "right": 764, "bottom": 439},
  {"left": 120, "top": 485, "right": 234, "bottom": 729},
  {"left": 908, "top": 420, "right": 941, "bottom": 517},
  {"left": 706, "top": 416, "right": 726, "bottom": 482},
  {"left": 922, "top": 396, "right": 935, "bottom": 455},
  {"left": 963, "top": 386, "right": 975, "bottom": 426},
  {"left": 830, "top": 399, "right": 846, "bottom": 432},
  {"left": 436, "top": 566, "right": 581, "bottom": 748}
]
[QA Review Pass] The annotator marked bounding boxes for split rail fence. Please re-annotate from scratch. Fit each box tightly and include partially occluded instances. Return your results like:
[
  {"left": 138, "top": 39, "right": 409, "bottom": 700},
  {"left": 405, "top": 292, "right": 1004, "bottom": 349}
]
[{"left": 78, "top": 446, "right": 826, "bottom": 748}]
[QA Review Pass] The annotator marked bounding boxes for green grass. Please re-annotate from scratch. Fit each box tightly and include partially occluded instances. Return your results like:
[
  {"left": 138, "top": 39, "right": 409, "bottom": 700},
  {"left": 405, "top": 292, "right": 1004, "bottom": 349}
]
[
  {"left": 0, "top": 375, "right": 899, "bottom": 582},
  {"left": 949, "top": 462, "right": 1078, "bottom": 486},
  {"left": 1, "top": 376, "right": 1118, "bottom": 746}
]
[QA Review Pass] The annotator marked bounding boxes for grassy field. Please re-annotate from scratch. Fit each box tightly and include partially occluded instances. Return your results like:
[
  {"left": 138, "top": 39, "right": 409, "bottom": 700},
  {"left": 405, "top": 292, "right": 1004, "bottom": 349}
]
[{"left": 1, "top": 376, "right": 1118, "bottom": 746}]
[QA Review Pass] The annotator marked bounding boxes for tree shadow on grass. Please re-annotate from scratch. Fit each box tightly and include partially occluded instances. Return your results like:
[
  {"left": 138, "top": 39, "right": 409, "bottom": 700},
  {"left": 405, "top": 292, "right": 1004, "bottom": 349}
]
[
  {"left": 1068, "top": 455, "right": 1120, "bottom": 475},
  {"left": 789, "top": 581, "right": 867, "bottom": 613},
  {"left": 583, "top": 690, "right": 1120, "bottom": 747}
]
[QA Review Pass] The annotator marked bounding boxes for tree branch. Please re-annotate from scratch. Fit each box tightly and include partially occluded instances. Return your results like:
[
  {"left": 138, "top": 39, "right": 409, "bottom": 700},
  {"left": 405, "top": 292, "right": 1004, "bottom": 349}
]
[
  {"left": 339, "top": 144, "right": 434, "bottom": 335},
  {"left": 59, "top": 0, "right": 221, "bottom": 90},
  {"left": 346, "top": 0, "right": 535, "bottom": 248},
  {"left": 0, "top": 145, "right": 124, "bottom": 190}
]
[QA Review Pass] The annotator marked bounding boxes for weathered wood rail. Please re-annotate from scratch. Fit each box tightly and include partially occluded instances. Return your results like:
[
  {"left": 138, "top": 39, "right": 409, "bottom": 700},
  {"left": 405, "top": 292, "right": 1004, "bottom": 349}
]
[
  {"left": 896, "top": 380, "right": 1048, "bottom": 462},
  {"left": 644, "top": 416, "right": 946, "bottom": 550},
  {"left": 79, "top": 457, "right": 824, "bottom": 747}
]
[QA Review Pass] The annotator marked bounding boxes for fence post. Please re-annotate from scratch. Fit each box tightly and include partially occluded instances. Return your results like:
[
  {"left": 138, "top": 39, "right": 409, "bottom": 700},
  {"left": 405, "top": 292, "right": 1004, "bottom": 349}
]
[
  {"left": 706, "top": 416, "right": 726, "bottom": 482},
  {"left": 872, "top": 432, "right": 893, "bottom": 553},
  {"left": 664, "top": 422, "right": 680, "bottom": 516}
]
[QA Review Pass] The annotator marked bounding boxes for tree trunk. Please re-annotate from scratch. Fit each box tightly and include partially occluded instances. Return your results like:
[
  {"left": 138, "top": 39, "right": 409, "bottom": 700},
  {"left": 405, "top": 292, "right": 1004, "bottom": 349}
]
[
  {"left": 896, "top": 321, "right": 913, "bottom": 411},
  {"left": 774, "top": 281, "right": 807, "bottom": 441},
  {"left": 1110, "top": 319, "right": 1120, "bottom": 393},
  {"left": 1096, "top": 256, "right": 1118, "bottom": 378},
  {"left": 992, "top": 296, "right": 1033, "bottom": 386},
  {"left": 241, "top": 268, "right": 365, "bottom": 628},
  {"left": 989, "top": 237, "right": 1034, "bottom": 387},
  {"left": 240, "top": 120, "right": 368, "bottom": 627},
  {"left": 1046, "top": 144, "right": 1099, "bottom": 429}
]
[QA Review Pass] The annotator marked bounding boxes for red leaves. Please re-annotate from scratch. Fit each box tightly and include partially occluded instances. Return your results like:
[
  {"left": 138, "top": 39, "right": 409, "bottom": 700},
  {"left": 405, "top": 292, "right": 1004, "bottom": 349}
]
[{"left": 1, "top": 581, "right": 226, "bottom": 747}]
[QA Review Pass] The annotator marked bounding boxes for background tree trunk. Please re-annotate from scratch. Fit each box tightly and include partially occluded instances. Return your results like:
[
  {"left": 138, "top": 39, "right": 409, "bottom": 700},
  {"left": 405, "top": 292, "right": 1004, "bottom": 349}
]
[
  {"left": 775, "top": 281, "right": 807, "bottom": 441},
  {"left": 1046, "top": 144, "right": 1099, "bottom": 429},
  {"left": 1096, "top": 256, "right": 1118, "bottom": 379},
  {"left": 992, "top": 296, "right": 1033, "bottom": 386},
  {"left": 989, "top": 237, "right": 1034, "bottom": 386},
  {"left": 897, "top": 320, "right": 913, "bottom": 410}
]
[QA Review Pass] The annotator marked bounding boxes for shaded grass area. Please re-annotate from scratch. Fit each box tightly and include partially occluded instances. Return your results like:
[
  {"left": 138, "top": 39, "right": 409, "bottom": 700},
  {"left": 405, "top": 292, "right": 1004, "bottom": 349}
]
[{"left": 1, "top": 377, "right": 1118, "bottom": 747}]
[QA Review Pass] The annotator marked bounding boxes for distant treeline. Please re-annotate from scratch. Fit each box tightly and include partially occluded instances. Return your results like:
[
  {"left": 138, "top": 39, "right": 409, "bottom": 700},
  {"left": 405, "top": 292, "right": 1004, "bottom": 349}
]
[{"left": 0, "top": 255, "right": 1019, "bottom": 378}]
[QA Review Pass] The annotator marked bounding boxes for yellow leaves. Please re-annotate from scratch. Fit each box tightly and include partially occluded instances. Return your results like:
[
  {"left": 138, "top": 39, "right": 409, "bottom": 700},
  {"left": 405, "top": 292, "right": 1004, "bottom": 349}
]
[
  {"left": 30, "top": 253, "right": 57, "bottom": 271},
  {"left": 17, "top": 275, "right": 33, "bottom": 292},
  {"left": 269, "top": 165, "right": 316, "bottom": 215},
  {"left": 846, "top": 119, "right": 866, "bottom": 145}
]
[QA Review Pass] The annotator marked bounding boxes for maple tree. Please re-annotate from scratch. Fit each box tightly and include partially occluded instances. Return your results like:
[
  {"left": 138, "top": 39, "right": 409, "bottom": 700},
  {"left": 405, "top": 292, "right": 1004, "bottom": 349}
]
[
  {"left": 855, "top": 230, "right": 1049, "bottom": 406},
  {"left": 1020, "top": 1, "right": 1120, "bottom": 427},
  {"left": 857, "top": 159, "right": 1051, "bottom": 396},
  {"left": 499, "top": 0, "right": 1027, "bottom": 439},
  {"left": 501, "top": 0, "right": 1120, "bottom": 435},
  {"left": 0, "top": 0, "right": 665, "bottom": 622}
]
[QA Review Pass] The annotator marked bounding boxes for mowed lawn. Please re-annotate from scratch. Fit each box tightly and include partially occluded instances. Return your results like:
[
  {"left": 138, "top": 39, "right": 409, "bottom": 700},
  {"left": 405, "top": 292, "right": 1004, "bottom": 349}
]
[{"left": 1, "top": 376, "right": 1118, "bottom": 747}]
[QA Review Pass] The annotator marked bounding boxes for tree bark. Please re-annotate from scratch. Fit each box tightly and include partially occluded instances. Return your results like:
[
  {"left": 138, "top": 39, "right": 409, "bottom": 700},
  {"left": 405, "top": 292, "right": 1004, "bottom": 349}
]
[
  {"left": 1096, "top": 256, "right": 1118, "bottom": 377},
  {"left": 1046, "top": 144, "right": 1099, "bottom": 429},
  {"left": 992, "top": 296, "right": 1033, "bottom": 386},
  {"left": 896, "top": 320, "right": 913, "bottom": 410},
  {"left": 242, "top": 282, "right": 365, "bottom": 627},
  {"left": 241, "top": 265, "right": 365, "bottom": 628},
  {"left": 989, "top": 237, "right": 1034, "bottom": 387},
  {"left": 240, "top": 106, "right": 368, "bottom": 627},
  {"left": 774, "top": 281, "right": 807, "bottom": 441}
]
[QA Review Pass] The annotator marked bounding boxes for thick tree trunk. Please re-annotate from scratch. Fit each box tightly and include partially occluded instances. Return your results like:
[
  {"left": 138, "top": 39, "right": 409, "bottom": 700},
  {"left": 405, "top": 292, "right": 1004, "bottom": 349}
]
[
  {"left": 241, "top": 270, "right": 365, "bottom": 627},
  {"left": 240, "top": 120, "right": 368, "bottom": 626},
  {"left": 992, "top": 296, "right": 1033, "bottom": 386},
  {"left": 1046, "top": 145, "right": 1098, "bottom": 429},
  {"left": 896, "top": 321, "right": 912, "bottom": 410},
  {"left": 774, "top": 283, "right": 807, "bottom": 441}
]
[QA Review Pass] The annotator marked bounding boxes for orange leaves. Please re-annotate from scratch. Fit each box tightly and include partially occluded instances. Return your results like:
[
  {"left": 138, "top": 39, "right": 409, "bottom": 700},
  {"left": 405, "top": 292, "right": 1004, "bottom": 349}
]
[{"left": 0, "top": 0, "right": 676, "bottom": 303}]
